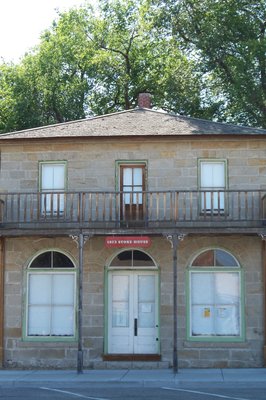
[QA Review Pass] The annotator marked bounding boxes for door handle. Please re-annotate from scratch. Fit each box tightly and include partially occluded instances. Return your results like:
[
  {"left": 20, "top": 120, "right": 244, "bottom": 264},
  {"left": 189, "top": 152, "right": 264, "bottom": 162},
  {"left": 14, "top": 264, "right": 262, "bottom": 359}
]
[{"left": 134, "top": 318, "right": 138, "bottom": 336}]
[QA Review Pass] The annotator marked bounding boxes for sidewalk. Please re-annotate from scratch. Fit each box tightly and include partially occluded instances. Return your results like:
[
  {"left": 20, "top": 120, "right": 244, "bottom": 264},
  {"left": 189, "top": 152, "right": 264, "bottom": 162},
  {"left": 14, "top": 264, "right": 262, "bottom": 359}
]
[{"left": 0, "top": 368, "right": 266, "bottom": 387}]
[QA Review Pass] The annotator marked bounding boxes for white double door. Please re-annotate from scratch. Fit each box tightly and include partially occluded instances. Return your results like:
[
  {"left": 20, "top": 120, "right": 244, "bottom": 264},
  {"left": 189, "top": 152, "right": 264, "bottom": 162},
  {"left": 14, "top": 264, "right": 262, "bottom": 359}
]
[{"left": 108, "top": 271, "right": 159, "bottom": 354}]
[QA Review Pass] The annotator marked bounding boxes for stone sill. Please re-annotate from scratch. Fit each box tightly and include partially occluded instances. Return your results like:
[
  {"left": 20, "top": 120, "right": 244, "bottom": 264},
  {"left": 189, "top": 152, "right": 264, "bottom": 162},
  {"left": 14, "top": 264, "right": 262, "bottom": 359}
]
[
  {"left": 102, "top": 354, "right": 161, "bottom": 362},
  {"left": 183, "top": 341, "right": 249, "bottom": 348}
]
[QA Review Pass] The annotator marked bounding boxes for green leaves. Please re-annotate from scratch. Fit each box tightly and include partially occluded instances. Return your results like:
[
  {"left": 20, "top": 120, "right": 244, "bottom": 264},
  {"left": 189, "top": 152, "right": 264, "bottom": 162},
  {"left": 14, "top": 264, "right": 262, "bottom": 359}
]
[
  {"left": 1, "top": 0, "right": 264, "bottom": 133},
  {"left": 163, "top": 0, "right": 266, "bottom": 127}
]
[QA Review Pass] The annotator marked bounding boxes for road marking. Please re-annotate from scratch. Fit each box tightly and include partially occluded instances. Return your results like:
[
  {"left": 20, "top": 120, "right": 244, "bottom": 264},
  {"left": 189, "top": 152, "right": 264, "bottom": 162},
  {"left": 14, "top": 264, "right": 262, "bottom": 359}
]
[
  {"left": 40, "top": 386, "right": 109, "bottom": 400},
  {"left": 162, "top": 387, "right": 250, "bottom": 400}
]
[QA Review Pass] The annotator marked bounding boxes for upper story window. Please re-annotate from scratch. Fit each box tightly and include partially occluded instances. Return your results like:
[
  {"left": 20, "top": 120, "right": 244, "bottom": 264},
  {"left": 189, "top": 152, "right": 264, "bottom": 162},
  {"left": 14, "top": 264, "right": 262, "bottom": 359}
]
[
  {"left": 187, "top": 249, "right": 243, "bottom": 341},
  {"left": 26, "top": 250, "right": 76, "bottom": 339},
  {"left": 39, "top": 162, "right": 66, "bottom": 216},
  {"left": 199, "top": 160, "right": 227, "bottom": 212},
  {"left": 117, "top": 161, "right": 147, "bottom": 221}
]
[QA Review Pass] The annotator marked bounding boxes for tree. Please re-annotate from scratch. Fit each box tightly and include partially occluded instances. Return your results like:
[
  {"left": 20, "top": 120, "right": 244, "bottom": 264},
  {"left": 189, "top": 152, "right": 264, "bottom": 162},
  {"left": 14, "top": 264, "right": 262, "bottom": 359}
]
[
  {"left": 0, "top": 0, "right": 212, "bottom": 132},
  {"left": 86, "top": 0, "right": 203, "bottom": 115},
  {"left": 36, "top": 6, "right": 96, "bottom": 122},
  {"left": 0, "top": 6, "right": 96, "bottom": 133},
  {"left": 151, "top": 0, "right": 266, "bottom": 127}
]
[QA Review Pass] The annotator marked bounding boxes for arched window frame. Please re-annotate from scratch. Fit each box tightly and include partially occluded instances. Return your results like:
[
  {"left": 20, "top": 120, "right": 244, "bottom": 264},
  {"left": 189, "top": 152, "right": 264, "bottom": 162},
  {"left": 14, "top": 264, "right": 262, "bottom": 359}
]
[
  {"left": 186, "top": 248, "right": 245, "bottom": 342},
  {"left": 24, "top": 249, "right": 77, "bottom": 341},
  {"left": 107, "top": 249, "right": 158, "bottom": 270}
]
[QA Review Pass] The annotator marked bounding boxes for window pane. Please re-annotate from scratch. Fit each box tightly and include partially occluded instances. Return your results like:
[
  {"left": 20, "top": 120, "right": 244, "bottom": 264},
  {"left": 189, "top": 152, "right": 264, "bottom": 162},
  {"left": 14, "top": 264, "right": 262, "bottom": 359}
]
[
  {"left": 28, "top": 274, "right": 51, "bottom": 304},
  {"left": 112, "top": 275, "right": 129, "bottom": 327},
  {"left": 192, "top": 250, "right": 214, "bottom": 267},
  {"left": 41, "top": 165, "right": 54, "bottom": 190},
  {"left": 201, "top": 162, "right": 225, "bottom": 188},
  {"left": 138, "top": 275, "right": 155, "bottom": 329},
  {"left": 192, "top": 305, "right": 215, "bottom": 335},
  {"left": 133, "top": 168, "right": 143, "bottom": 185},
  {"left": 191, "top": 273, "right": 214, "bottom": 304},
  {"left": 52, "top": 274, "right": 74, "bottom": 304},
  {"left": 138, "top": 303, "right": 155, "bottom": 328},
  {"left": 110, "top": 251, "right": 132, "bottom": 267},
  {"left": 215, "top": 273, "right": 239, "bottom": 304},
  {"left": 123, "top": 188, "right": 132, "bottom": 205},
  {"left": 213, "top": 163, "right": 225, "bottom": 187},
  {"left": 215, "top": 250, "right": 238, "bottom": 267},
  {"left": 52, "top": 306, "right": 74, "bottom": 335},
  {"left": 52, "top": 165, "right": 65, "bottom": 189},
  {"left": 215, "top": 305, "right": 240, "bottom": 335},
  {"left": 112, "top": 275, "right": 129, "bottom": 302},
  {"left": 123, "top": 168, "right": 132, "bottom": 185},
  {"left": 138, "top": 275, "right": 155, "bottom": 302},
  {"left": 53, "top": 252, "right": 74, "bottom": 268},
  {"left": 28, "top": 306, "right": 50, "bottom": 335},
  {"left": 133, "top": 187, "right": 143, "bottom": 204},
  {"left": 30, "top": 252, "right": 51, "bottom": 269},
  {"left": 133, "top": 250, "right": 155, "bottom": 267}
]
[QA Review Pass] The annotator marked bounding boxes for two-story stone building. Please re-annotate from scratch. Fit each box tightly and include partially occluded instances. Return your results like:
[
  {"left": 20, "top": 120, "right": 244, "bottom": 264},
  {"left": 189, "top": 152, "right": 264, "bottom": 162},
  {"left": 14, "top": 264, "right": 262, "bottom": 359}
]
[{"left": 0, "top": 94, "right": 266, "bottom": 370}]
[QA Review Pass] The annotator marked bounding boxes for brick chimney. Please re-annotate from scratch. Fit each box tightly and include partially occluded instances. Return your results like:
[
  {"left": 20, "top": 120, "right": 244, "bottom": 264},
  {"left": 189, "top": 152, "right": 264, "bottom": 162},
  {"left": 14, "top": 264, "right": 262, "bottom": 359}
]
[{"left": 138, "top": 92, "right": 152, "bottom": 109}]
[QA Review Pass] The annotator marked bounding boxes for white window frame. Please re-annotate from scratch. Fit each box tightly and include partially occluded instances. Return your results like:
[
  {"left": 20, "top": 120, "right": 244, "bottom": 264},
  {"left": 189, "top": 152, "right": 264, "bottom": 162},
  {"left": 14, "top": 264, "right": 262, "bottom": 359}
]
[
  {"left": 198, "top": 159, "right": 227, "bottom": 213},
  {"left": 24, "top": 250, "right": 77, "bottom": 341},
  {"left": 39, "top": 161, "right": 67, "bottom": 216}
]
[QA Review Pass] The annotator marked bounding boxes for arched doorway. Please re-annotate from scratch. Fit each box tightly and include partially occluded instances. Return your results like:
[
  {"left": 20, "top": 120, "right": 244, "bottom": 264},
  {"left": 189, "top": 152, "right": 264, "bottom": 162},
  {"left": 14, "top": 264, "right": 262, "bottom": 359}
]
[{"left": 106, "top": 249, "right": 160, "bottom": 355}]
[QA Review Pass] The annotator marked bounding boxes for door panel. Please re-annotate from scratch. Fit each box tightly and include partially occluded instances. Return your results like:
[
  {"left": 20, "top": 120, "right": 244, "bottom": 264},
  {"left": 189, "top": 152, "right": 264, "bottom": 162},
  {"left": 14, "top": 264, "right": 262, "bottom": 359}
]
[{"left": 108, "top": 271, "right": 159, "bottom": 354}]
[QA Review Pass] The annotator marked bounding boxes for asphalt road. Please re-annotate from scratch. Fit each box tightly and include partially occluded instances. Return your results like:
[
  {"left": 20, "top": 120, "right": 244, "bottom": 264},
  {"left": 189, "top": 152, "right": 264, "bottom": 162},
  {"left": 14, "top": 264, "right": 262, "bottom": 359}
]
[{"left": 1, "top": 385, "right": 266, "bottom": 400}]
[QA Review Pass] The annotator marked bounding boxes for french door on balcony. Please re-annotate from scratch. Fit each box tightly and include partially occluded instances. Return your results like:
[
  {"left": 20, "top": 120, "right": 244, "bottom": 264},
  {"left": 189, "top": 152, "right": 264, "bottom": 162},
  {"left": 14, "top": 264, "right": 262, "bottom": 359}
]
[
  {"left": 120, "top": 164, "right": 146, "bottom": 221},
  {"left": 108, "top": 271, "right": 159, "bottom": 354}
]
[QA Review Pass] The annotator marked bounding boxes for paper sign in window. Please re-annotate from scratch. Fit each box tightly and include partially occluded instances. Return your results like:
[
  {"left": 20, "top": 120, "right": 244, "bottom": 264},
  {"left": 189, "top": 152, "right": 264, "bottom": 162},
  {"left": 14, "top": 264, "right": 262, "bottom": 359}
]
[
  {"left": 203, "top": 307, "right": 211, "bottom": 318},
  {"left": 217, "top": 307, "right": 228, "bottom": 318},
  {"left": 141, "top": 303, "right": 152, "bottom": 313}
]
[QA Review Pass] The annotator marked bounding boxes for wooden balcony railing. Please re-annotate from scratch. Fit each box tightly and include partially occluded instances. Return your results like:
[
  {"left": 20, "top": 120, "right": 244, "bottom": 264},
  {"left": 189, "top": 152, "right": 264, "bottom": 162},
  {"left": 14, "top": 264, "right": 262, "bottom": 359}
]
[{"left": 0, "top": 190, "right": 265, "bottom": 231}]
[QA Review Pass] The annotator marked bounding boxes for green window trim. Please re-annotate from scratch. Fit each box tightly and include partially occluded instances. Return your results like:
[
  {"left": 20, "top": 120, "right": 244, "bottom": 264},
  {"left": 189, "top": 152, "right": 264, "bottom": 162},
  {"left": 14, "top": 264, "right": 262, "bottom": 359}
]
[
  {"left": 115, "top": 160, "right": 148, "bottom": 192},
  {"left": 197, "top": 158, "right": 228, "bottom": 214},
  {"left": 23, "top": 249, "right": 78, "bottom": 342},
  {"left": 186, "top": 248, "right": 245, "bottom": 343},
  {"left": 197, "top": 158, "right": 228, "bottom": 190},
  {"left": 38, "top": 160, "right": 68, "bottom": 192}
]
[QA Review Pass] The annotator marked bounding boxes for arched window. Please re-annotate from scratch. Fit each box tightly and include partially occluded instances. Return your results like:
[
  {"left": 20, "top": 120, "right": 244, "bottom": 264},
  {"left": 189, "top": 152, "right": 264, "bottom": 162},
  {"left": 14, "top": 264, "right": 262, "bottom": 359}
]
[
  {"left": 187, "top": 249, "right": 243, "bottom": 341},
  {"left": 109, "top": 250, "right": 156, "bottom": 268},
  {"left": 26, "top": 251, "right": 76, "bottom": 339}
]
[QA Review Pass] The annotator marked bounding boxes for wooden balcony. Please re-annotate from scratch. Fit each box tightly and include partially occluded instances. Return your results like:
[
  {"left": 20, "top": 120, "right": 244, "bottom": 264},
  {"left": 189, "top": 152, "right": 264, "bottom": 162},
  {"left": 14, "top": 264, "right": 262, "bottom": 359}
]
[{"left": 0, "top": 190, "right": 265, "bottom": 236}]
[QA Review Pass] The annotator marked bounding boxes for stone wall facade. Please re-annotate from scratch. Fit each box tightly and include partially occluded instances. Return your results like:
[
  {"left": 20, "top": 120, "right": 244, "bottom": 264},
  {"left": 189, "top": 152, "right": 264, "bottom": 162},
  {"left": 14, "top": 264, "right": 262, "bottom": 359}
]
[
  {"left": 0, "top": 136, "right": 266, "bottom": 193},
  {"left": 3, "top": 234, "right": 264, "bottom": 369},
  {"left": 1, "top": 134, "right": 265, "bottom": 369}
]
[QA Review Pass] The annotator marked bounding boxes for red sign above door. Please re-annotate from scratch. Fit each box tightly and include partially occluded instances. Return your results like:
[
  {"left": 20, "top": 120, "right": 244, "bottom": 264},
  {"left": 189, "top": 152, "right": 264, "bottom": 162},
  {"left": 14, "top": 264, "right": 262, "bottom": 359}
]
[{"left": 105, "top": 236, "right": 151, "bottom": 248}]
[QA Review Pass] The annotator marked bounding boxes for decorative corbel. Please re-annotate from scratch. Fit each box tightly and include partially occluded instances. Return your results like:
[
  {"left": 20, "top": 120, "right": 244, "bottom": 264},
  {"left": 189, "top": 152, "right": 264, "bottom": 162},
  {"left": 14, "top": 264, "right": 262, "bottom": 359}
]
[
  {"left": 164, "top": 233, "right": 186, "bottom": 248},
  {"left": 70, "top": 234, "right": 92, "bottom": 247},
  {"left": 259, "top": 233, "right": 266, "bottom": 241}
]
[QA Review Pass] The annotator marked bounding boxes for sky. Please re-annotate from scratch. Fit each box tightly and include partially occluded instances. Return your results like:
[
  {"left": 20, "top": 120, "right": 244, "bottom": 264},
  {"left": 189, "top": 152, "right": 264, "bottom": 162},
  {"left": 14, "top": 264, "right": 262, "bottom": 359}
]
[{"left": 0, "top": 0, "right": 88, "bottom": 62}]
